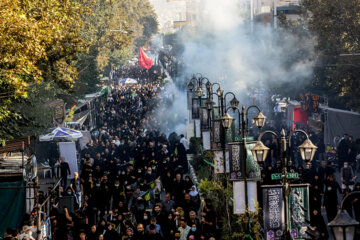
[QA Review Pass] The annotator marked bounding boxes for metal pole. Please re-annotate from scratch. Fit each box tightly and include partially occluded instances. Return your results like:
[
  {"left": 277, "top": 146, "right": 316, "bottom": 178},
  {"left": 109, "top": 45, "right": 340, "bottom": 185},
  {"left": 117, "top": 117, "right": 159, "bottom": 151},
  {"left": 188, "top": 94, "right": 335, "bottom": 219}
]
[
  {"left": 34, "top": 176, "right": 41, "bottom": 240},
  {"left": 281, "top": 129, "right": 289, "bottom": 237},
  {"left": 241, "top": 105, "right": 248, "bottom": 208},
  {"left": 220, "top": 95, "right": 224, "bottom": 116}
]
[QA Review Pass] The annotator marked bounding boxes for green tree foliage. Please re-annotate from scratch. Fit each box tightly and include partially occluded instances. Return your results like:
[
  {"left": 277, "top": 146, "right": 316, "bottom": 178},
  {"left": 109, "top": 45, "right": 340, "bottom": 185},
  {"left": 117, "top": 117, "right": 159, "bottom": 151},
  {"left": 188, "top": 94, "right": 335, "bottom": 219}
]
[
  {"left": 0, "top": 0, "right": 89, "bottom": 140},
  {"left": 75, "top": 0, "right": 158, "bottom": 96},
  {"left": 302, "top": 0, "right": 360, "bottom": 110},
  {"left": 0, "top": 0, "right": 159, "bottom": 140}
]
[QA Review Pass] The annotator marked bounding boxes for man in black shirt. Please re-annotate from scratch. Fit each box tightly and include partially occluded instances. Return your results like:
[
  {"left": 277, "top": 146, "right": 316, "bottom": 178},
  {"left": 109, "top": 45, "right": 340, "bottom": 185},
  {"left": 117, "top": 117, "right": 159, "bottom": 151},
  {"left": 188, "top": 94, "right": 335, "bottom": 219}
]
[
  {"left": 59, "top": 157, "right": 71, "bottom": 188},
  {"left": 70, "top": 172, "right": 83, "bottom": 208}
]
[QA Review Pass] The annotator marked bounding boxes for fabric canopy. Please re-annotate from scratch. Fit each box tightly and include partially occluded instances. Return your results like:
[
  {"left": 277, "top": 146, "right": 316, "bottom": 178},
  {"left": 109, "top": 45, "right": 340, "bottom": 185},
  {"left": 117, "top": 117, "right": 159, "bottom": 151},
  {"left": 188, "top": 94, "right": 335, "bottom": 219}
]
[
  {"left": 324, "top": 107, "right": 360, "bottom": 145},
  {"left": 0, "top": 181, "right": 25, "bottom": 237},
  {"left": 39, "top": 127, "right": 83, "bottom": 141},
  {"left": 119, "top": 78, "right": 138, "bottom": 84}
]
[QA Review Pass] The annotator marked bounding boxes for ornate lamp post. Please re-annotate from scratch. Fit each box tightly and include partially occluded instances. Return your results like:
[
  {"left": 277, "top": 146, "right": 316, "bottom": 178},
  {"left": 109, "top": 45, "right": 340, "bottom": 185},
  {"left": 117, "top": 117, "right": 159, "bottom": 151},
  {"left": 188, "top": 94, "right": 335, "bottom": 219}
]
[
  {"left": 221, "top": 104, "right": 266, "bottom": 208},
  {"left": 251, "top": 129, "right": 318, "bottom": 237}
]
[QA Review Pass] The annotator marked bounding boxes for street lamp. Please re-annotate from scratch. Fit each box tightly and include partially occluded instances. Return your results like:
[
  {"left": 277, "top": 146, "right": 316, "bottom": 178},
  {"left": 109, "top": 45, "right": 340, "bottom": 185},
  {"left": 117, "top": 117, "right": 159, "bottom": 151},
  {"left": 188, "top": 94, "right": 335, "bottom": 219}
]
[
  {"left": 328, "top": 191, "right": 360, "bottom": 240},
  {"left": 298, "top": 138, "right": 317, "bottom": 164},
  {"left": 250, "top": 140, "right": 269, "bottom": 165},
  {"left": 187, "top": 81, "right": 194, "bottom": 91},
  {"left": 251, "top": 129, "right": 318, "bottom": 237},
  {"left": 196, "top": 87, "right": 203, "bottom": 97},
  {"left": 205, "top": 99, "right": 215, "bottom": 111},
  {"left": 253, "top": 111, "right": 266, "bottom": 129},
  {"left": 217, "top": 86, "right": 224, "bottom": 97},
  {"left": 221, "top": 112, "right": 233, "bottom": 130},
  {"left": 230, "top": 96, "right": 240, "bottom": 110},
  {"left": 328, "top": 210, "right": 358, "bottom": 240}
]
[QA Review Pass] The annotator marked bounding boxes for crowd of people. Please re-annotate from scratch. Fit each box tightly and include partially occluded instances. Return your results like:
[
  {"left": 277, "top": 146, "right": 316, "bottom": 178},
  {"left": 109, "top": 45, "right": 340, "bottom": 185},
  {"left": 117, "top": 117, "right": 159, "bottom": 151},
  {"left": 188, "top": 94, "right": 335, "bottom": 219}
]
[{"left": 13, "top": 73, "right": 218, "bottom": 240}]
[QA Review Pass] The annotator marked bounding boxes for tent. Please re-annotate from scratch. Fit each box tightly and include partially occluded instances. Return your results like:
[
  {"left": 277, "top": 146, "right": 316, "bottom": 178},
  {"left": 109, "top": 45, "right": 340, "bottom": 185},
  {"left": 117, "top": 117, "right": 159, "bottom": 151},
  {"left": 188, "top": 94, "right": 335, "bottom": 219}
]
[
  {"left": 119, "top": 78, "right": 138, "bottom": 84},
  {"left": 39, "top": 127, "right": 83, "bottom": 141},
  {"left": 322, "top": 107, "right": 360, "bottom": 145}
]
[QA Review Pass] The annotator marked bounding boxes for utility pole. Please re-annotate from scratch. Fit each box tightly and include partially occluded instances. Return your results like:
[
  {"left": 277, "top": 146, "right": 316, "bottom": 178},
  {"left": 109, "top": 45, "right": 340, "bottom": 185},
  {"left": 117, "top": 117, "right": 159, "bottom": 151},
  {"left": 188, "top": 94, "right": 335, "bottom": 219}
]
[{"left": 34, "top": 176, "right": 41, "bottom": 240}]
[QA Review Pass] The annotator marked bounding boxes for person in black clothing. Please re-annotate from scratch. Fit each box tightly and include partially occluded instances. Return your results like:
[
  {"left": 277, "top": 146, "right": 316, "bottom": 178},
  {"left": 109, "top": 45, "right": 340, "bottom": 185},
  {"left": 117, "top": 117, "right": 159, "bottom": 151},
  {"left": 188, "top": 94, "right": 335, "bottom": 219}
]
[
  {"left": 147, "top": 224, "right": 163, "bottom": 240},
  {"left": 324, "top": 161, "right": 335, "bottom": 179},
  {"left": 104, "top": 223, "right": 120, "bottom": 240},
  {"left": 338, "top": 134, "right": 349, "bottom": 169},
  {"left": 323, "top": 175, "right": 342, "bottom": 222},
  {"left": 88, "top": 225, "right": 99, "bottom": 240},
  {"left": 133, "top": 223, "right": 146, "bottom": 240},
  {"left": 309, "top": 174, "right": 323, "bottom": 212},
  {"left": 49, "top": 141, "right": 59, "bottom": 178},
  {"left": 162, "top": 213, "right": 177, "bottom": 239},
  {"left": 310, "top": 209, "right": 328, "bottom": 240},
  {"left": 59, "top": 157, "right": 71, "bottom": 188}
]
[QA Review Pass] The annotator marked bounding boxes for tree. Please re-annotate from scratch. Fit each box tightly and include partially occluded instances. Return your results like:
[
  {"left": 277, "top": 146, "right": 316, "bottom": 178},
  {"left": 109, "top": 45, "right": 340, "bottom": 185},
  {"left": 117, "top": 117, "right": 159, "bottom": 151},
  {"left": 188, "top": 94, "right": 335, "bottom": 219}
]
[
  {"left": 0, "top": 0, "right": 90, "bottom": 140},
  {"left": 302, "top": 0, "right": 360, "bottom": 110},
  {"left": 75, "top": 0, "right": 158, "bottom": 96}
]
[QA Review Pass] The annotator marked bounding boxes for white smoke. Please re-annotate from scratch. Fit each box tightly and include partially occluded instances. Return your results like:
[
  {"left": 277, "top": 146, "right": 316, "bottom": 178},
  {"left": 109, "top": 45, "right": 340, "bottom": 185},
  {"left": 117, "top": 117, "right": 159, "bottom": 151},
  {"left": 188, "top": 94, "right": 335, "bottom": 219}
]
[
  {"left": 153, "top": 0, "right": 314, "bottom": 135},
  {"left": 181, "top": 0, "right": 314, "bottom": 97}
]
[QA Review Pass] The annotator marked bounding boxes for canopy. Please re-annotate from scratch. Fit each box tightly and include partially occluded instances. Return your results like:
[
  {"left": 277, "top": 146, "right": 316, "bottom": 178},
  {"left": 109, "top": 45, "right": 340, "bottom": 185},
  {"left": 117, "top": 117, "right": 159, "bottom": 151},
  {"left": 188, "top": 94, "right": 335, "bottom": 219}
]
[
  {"left": 119, "top": 78, "right": 138, "bottom": 84},
  {"left": 39, "top": 127, "right": 83, "bottom": 141},
  {"left": 323, "top": 106, "right": 360, "bottom": 145}
]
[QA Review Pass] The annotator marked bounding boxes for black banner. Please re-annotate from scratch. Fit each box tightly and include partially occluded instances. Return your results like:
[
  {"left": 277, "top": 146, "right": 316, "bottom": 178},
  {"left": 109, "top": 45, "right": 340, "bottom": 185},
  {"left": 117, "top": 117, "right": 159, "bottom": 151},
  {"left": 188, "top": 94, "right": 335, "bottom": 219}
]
[
  {"left": 212, "top": 119, "right": 222, "bottom": 144},
  {"left": 187, "top": 91, "right": 193, "bottom": 110},
  {"left": 200, "top": 107, "right": 209, "bottom": 130},
  {"left": 262, "top": 186, "right": 286, "bottom": 240},
  {"left": 192, "top": 98, "right": 200, "bottom": 119},
  {"left": 229, "top": 142, "right": 242, "bottom": 180}
]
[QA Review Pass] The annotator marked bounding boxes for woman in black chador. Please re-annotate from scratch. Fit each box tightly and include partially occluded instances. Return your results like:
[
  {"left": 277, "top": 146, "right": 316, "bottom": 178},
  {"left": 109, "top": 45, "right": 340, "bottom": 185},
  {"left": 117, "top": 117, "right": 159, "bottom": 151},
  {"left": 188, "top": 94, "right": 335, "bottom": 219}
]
[{"left": 323, "top": 174, "right": 342, "bottom": 222}]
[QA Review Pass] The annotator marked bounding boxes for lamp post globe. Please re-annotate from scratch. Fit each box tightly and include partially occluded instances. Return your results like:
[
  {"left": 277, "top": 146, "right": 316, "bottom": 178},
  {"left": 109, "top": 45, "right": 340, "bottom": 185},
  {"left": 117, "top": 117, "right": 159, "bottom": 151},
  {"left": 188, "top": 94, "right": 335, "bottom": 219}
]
[
  {"left": 298, "top": 138, "right": 317, "bottom": 164},
  {"left": 188, "top": 81, "right": 194, "bottom": 91},
  {"left": 205, "top": 99, "right": 214, "bottom": 110},
  {"left": 251, "top": 140, "right": 270, "bottom": 164},
  {"left": 253, "top": 111, "right": 267, "bottom": 129},
  {"left": 221, "top": 112, "right": 233, "bottom": 129},
  {"left": 217, "top": 87, "right": 224, "bottom": 96},
  {"left": 328, "top": 209, "right": 359, "bottom": 240},
  {"left": 206, "top": 80, "right": 212, "bottom": 91},
  {"left": 196, "top": 87, "right": 203, "bottom": 97},
  {"left": 230, "top": 97, "right": 240, "bottom": 110}
]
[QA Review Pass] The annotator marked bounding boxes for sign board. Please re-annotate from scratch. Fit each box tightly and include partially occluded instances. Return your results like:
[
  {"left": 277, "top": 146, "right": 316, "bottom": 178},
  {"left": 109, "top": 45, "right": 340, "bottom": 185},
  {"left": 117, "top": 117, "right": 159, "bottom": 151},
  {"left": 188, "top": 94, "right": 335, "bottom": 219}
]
[
  {"left": 187, "top": 91, "right": 193, "bottom": 110},
  {"left": 287, "top": 184, "right": 310, "bottom": 240},
  {"left": 200, "top": 107, "right": 209, "bottom": 130},
  {"left": 233, "top": 181, "right": 245, "bottom": 214},
  {"left": 202, "top": 131, "right": 211, "bottom": 150},
  {"left": 212, "top": 120, "right": 222, "bottom": 144},
  {"left": 195, "top": 119, "right": 201, "bottom": 138},
  {"left": 59, "top": 142, "right": 78, "bottom": 179},
  {"left": 262, "top": 186, "right": 286, "bottom": 240},
  {"left": 234, "top": 136, "right": 255, "bottom": 142},
  {"left": 214, "top": 150, "right": 225, "bottom": 174},
  {"left": 233, "top": 181, "right": 257, "bottom": 214},
  {"left": 229, "top": 142, "right": 242, "bottom": 180},
  {"left": 192, "top": 98, "right": 200, "bottom": 119},
  {"left": 271, "top": 173, "right": 298, "bottom": 180},
  {"left": 271, "top": 173, "right": 282, "bottom": 180}
]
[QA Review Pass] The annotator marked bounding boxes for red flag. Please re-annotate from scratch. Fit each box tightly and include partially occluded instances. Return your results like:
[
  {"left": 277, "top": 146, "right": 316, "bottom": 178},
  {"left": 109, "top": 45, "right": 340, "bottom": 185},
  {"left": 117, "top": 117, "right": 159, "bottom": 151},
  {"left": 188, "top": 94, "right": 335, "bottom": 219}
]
[
  {"left": 293, "top": 107, "right": 308, "bottom": 129},
  {"left": 138, "top": 47, "right": 154, "bottom": 70}
]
